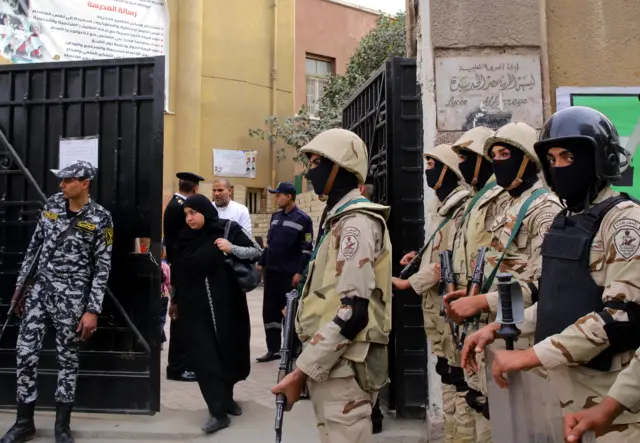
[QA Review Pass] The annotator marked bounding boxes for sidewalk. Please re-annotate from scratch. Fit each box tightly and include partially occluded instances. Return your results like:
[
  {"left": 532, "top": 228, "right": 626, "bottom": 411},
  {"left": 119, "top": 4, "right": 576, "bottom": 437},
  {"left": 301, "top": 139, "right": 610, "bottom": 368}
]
[{"left": 0, "top": 288, "right": 429, "bottom": 442}]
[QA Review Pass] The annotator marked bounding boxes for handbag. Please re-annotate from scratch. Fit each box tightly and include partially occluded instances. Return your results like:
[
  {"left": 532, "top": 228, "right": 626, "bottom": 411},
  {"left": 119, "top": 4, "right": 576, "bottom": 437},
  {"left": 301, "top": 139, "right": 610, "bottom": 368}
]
[{"left": 223, "top": 221, "right": 261, "bottom": 293}]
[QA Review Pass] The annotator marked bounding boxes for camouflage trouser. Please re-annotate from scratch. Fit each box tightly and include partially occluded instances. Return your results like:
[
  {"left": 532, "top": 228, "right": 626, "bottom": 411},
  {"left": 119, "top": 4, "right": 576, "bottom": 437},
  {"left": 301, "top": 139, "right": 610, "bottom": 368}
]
[
  {"left": 442, "top": 382, "right": 456, "bottom": 443},
  {"left": 307, "top": 376, "right": 375, "bottom": 443},
  {"left": 464, "top": 353, "right": 492, "bottom": 443},
  {"left": 16, "top": 279, "right": 85, "bottom": 404},
  {"left": 597, "top": 422, "right": 640, "bottom": 442}
]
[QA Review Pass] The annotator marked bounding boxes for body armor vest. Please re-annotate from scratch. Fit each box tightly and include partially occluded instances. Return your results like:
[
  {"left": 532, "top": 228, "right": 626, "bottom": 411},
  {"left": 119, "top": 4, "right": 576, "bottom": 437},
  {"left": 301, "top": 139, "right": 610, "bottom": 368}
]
[{"left": 535, "top": 195, "right": 629, "bottom": 371}]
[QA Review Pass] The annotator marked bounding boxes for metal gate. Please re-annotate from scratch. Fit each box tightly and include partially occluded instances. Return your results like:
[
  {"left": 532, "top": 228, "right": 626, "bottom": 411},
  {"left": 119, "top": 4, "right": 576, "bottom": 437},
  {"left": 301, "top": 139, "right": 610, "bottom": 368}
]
[
  {"left": 342, "top": 57, "right": 427, "bottom": 418},
  {"left": 0, "top": 57, "right": 164, "bottom": 414}
]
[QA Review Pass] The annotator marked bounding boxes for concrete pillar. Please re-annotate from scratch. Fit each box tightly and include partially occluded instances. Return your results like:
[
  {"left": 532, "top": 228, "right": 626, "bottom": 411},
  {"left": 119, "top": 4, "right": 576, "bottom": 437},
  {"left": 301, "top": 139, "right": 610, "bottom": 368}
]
[{"left": 173, "top": 0, "right": 203, "bottom": 175}]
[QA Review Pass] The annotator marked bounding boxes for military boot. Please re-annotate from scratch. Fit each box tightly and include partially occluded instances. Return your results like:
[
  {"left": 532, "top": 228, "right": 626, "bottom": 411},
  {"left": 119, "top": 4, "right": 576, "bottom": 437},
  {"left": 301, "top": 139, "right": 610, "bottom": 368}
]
[
  {"left": 0, "top": 402, "right": 36, "bottom": 443},
  {"left": 54, "top": 403, "right": 75, "bottom": 443}
]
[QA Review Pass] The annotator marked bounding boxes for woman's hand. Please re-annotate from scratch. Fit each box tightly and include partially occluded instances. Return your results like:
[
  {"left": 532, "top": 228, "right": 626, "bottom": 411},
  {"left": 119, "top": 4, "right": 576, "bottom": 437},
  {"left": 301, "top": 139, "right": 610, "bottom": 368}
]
[{"left": 215, "top": 238, "right": 232, "bottom": 254}]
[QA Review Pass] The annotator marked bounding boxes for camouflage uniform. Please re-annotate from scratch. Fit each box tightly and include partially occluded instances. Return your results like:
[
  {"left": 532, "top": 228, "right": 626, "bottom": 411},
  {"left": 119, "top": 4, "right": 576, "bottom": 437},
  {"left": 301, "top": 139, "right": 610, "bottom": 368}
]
[
  {"left": 608, "top": 346, "right": 640, "bottom": 414},
  {"left": 295, "top": 129, "right": 392, "bottom": 443},
  {"left": 525, "top": 187, "right": 640, "bottom": 441},
  {"left": 15, "top": 163, "right": 113, "bottom": 405},
  {"left": 411, "top": 144, "right": 474, "bottom": 443}
]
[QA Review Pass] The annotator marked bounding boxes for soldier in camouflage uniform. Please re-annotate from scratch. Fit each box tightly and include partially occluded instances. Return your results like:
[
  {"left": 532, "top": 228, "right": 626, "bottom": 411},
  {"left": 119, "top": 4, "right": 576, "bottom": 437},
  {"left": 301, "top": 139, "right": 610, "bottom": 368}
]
[
  {"left": 392, "top": 144, "right": 473, "bottom": 443},
  {"left": 271, "top": 129, "right": 392, "bottom": 443},
  {"left": 445, "top": 126, "right": 510, "bottom": 443},
  {"left": 2, "top": 161, "right": 113, "bottom": 443},
  {"left": 462, "top": 107, "right": 640, "bottom": 442}
]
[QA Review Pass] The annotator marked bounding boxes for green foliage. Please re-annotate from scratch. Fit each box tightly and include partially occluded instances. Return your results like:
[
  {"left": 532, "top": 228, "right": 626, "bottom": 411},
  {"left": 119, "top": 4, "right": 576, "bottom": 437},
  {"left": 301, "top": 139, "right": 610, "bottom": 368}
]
[{"left": 249, "top": 12, "right": 406, "bottom": 161}]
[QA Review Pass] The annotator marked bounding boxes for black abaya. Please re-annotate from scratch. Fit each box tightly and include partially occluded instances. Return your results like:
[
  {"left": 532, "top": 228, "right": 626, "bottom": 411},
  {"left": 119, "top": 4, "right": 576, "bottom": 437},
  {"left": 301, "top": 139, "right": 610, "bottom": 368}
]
[{"left": 172, "top": 196, "right": 253, "bottom": 418}]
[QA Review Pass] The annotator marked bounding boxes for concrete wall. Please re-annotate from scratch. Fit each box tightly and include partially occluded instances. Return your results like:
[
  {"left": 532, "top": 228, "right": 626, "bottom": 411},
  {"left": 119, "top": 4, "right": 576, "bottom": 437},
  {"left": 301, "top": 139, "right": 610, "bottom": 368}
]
[
  {"left": 546, "top": 0, "right": 640, "bottom": 108},
  {"left": 295, "top": 0, "right": 379, "bottom": 111}
]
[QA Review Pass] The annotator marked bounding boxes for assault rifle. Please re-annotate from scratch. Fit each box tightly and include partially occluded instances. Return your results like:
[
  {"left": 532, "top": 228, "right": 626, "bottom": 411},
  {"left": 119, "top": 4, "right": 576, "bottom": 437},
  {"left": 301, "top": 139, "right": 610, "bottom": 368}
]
[
  {"left": 399, "top": 244, "right": 428, "bottom": 280},
  {"left": 0, "top": 244, "right": 43, "bottom": 344},
  {"left": 457, "top": 247, "right": 486, "bottom": 350},
  {"left": 439, "top": 250, "right": 458, "bottom": 340},
  {"left": 274, "top": 289, "right": 301, "bottom": 443}
]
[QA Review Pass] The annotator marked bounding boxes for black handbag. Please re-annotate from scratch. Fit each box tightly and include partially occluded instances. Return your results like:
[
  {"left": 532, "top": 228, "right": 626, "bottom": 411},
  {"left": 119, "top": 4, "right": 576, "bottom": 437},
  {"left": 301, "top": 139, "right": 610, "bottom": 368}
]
[{"left": 223, "top": 221, "right": 261, "bottom": 293}]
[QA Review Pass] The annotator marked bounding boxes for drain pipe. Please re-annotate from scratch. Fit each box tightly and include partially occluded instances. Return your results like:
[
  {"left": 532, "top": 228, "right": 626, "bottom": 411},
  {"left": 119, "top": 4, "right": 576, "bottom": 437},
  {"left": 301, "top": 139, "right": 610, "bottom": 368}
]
[{"left": 270, "top": 0, "right": 279, "bottom": 189}]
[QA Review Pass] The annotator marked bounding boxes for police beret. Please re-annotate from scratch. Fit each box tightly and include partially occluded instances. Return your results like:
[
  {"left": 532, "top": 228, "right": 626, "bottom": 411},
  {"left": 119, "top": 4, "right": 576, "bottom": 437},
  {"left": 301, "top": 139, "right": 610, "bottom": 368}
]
[{"left": 176, "top": 172, "right": 205, "bottom": 183}]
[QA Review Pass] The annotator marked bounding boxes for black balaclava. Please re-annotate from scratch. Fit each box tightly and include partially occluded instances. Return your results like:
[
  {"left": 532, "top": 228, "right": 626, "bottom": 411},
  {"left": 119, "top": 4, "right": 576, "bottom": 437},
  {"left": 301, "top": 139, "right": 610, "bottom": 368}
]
[
  {"left": 491, "top": 145, "right": 538, "bottom": 197},
  {"left": 425, "top": 158, "right": 459, "bottom": 202},
  {"left": 458, "top": 149, "right": 494, "bottom": 190},
  {"left": 548, "top": 143, "right": 603, "bottom": 212}
]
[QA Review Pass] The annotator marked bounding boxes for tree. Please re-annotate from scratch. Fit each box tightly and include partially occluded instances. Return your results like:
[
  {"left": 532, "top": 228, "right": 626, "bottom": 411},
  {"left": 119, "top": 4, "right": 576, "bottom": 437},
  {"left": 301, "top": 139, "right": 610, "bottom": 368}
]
[{"left": 249, "top": 12, "right": 406, "bottom": 162}]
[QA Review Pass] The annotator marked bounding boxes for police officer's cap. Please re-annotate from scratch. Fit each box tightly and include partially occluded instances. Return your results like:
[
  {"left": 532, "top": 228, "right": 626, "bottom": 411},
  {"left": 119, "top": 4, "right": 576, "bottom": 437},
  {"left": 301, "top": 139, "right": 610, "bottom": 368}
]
[
  {"left": 534, "top": 106, "right": 623, "bottom": 182},
  {"left": 176, "top": 172, "right": 205, "bottom": 183},
  {"left": 51, "top": 160, "right": 96, "bottom": 180},
  {"left": 268, "top": 182, "right": 296, "bottom": 197}
]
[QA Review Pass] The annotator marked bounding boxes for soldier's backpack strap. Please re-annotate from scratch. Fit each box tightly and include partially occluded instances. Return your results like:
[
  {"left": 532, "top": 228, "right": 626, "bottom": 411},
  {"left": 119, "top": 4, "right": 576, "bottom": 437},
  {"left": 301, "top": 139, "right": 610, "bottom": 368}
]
[
  {"left": 298, "top": 197, "right": 369, "bottom": 291},
  {"left": 482, "top": 187, "right": 549, "bottom": 292},
  {"left": 461, "top": 180, "right": 497, "bottom": 220}
]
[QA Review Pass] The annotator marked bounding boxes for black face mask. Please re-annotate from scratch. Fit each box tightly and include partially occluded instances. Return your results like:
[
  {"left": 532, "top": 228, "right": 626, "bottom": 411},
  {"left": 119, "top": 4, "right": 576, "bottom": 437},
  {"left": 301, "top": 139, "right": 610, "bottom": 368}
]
[
  {"left": 549, "top": 146, "right": 600, "bottom": 211},
  {"left": 459, "top": 151, "right": 493, "bottom": 189},
  {"left": 306, "top": 157, "right": 334, "bottom": 195},
  {"left": 491, "top": 146, "right": 538, "bottom": 197},
  {"left": 306, "top": 157, "right": 359, "bottom": 208},
  {"left": 425, "top": 160, "right": 459, "bottom": 201}
]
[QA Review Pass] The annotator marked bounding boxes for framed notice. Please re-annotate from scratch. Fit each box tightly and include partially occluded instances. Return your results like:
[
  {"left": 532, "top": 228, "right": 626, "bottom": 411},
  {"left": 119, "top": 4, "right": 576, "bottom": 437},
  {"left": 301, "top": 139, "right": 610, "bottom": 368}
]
[
  {"left": 556, "top": 87, "right": 640, "bottom": 198},
  {"left": 213, "top": 149, "right": 257, "bottom": 178}
]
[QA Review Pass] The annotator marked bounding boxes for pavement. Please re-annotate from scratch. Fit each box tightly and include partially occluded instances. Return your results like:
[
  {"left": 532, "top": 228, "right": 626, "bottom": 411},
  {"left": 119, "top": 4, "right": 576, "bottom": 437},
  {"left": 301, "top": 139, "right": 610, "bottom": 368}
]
[{"left": 0, "top": 287, "right": 430, "bottom": 442}]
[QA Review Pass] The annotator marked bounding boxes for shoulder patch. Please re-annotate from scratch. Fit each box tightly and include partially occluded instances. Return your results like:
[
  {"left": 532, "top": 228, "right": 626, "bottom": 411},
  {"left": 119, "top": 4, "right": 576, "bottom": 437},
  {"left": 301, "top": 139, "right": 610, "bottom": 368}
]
[
  {"left": 536, "top": 212, "right": 556, "bottom": 239},
  {"left": 612, "top": 218, "right": 640, "bottom": 260},
  {"left": 340, "top": 227, "right": 361, "bottom": 260},
  {"left": 305, "top": 233, "right": 313, "bottom": 243},
  {"left": 104, "top": 227, "right": 114, "bottom": 246},
  {"left": 44, "top": 211, "right": 58, "bottom": 221}
]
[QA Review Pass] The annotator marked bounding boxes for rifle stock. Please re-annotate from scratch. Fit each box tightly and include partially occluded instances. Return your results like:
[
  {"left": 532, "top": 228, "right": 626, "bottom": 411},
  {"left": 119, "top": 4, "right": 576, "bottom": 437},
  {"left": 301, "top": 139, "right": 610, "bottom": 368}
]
[
  {"left": 458, "top": 247, "right": 486, "bottom": 350},
  {"left": 0, "top": 245, "right": 43, "bottom": 344},
  {"left": 275, "top": 289, "right": 301, "bottom": 443}
]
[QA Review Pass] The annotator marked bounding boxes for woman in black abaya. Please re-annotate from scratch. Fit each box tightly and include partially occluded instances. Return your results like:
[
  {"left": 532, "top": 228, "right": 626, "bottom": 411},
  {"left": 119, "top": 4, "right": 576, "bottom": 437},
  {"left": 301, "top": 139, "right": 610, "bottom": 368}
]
[{"left": 171, "top": 194, "right": 259, "bottom": 434}]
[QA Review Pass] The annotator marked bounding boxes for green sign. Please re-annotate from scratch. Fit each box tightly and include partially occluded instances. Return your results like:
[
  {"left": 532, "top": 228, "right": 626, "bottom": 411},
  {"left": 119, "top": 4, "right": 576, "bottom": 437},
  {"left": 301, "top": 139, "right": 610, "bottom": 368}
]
[{"left": 557, "top": 88, "right": 640, "bottom": 198}]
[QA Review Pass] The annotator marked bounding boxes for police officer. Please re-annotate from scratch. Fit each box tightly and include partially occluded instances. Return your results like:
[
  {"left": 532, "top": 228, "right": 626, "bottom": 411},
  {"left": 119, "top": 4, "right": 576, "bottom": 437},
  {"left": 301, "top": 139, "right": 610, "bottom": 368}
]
[
  {"left": 447, "top": 126, "right": 510, "bottom": 442},
  {"left": 256, "top": 182, "right": 313, "bottom": 363},
  {"left": 164, "top": 172, "right": 203, "bottom": 382},
  {"left": 392, "top": 144, "right": 474, "bottom": 443},
  {"left": 462, "top": 107, "right": 640, "bottom": 442},
  {"left": 2, "top": 161, "right": 113, "bottom": 443},
  {"left": 271, "top": 128, "right": 392, "bottom": 443}
]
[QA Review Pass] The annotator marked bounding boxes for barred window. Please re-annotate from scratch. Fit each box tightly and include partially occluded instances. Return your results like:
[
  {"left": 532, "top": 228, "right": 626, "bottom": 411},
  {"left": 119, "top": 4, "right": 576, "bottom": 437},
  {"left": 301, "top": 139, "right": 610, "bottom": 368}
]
[{"left": 306, "top": 56, "right": 333, "bottom": 116}]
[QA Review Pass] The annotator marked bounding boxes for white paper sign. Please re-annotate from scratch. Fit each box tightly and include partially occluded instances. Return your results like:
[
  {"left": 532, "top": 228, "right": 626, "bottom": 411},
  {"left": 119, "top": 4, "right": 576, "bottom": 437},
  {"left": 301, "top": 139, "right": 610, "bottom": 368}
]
[
  {"left": 59, "top": 137, "right": 99, "bottom": 169},
  {"left": 213, "top": 149, "right": 257, "bottom": 178}
]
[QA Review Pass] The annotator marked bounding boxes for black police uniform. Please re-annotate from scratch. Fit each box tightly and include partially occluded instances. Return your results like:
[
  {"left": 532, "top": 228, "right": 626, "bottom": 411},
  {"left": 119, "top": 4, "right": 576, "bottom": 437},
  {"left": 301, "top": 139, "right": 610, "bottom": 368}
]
[
  {"left": 164, "top": 172, "right": 204, "bottom": 381},
  {"left": 257, "top": 187, "right": 313, "bottom": 361}
]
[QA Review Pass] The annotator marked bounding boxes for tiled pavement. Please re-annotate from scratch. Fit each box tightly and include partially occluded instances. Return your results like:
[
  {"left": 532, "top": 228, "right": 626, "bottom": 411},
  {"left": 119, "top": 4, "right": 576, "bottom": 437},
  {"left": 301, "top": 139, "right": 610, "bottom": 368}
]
[{"left": 160, "top": 287, "right": 282, "bottom": 411}]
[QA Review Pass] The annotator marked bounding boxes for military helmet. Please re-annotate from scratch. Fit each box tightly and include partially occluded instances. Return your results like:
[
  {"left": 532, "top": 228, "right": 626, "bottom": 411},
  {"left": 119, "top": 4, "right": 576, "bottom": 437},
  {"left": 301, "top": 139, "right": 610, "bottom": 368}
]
[
  {"left": 483, "top": 122, "right": 542, "bottom": 172},
  {"left": 299, "top": 128, "right": 369, "bottom": 184},
  {"left": 424, "top": 143, "right": 463, "bottom": 181},
  {"left": 451, "top": 126, "right": 495, "bottom": 160},
  {"left": 534, "top": 106, "right": 624, "bottom": 183}
]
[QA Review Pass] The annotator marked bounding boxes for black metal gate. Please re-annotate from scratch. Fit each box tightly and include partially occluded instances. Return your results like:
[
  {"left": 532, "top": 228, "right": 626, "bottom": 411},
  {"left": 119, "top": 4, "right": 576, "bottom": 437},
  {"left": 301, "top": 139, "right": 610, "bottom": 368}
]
[
  {"left": 342, "top": 57, "right": 427, "bottom": 418},
  {"left": 0, "top": 57, "right": 164, "bottom": 414}
]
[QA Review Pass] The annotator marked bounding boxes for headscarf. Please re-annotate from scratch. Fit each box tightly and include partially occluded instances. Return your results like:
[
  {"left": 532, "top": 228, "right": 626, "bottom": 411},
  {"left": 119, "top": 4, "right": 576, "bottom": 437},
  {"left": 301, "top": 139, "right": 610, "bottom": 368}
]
[{"left": 177, "top": 194, "right": 224, "bottom": 257}]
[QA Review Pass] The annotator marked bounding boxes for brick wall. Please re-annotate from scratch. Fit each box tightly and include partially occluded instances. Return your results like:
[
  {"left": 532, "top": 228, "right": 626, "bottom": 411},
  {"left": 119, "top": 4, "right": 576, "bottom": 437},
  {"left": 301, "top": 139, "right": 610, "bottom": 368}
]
[{"left": 249, "top": 190, "right": 326, "bottom": 244}]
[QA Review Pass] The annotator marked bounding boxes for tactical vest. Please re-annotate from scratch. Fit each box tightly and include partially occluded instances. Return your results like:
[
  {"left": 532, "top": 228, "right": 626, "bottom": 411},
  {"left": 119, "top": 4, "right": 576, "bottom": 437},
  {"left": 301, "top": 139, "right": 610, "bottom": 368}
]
[
  {"left": 296, "top": 201, "right": 392, "bottom": 364},
  {"left": 535, "top": 195, "right": 630, "bottom": 371}
]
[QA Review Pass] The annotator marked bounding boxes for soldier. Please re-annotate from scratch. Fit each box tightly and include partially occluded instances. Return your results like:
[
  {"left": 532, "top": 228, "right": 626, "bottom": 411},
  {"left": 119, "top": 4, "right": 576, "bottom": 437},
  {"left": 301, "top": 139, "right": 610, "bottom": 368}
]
[
  {"left": 164, "top": 171, "right": 203, "bottom": 383},
  {"left": 447, "top": 126, "right": 510, "bottom": 442},
  {"left": 391, "top": 144, "right": 474, "bottom": 443},
  {"left": 2, "top": 161, "right": 113, "bottom": 443},
  {"left": 444, "top": 123, "right": 562, "bottom": 436},
  {"left": 271, "top": 128, "right": 392, "bottom": 443},
  {"left": 462, "top": 107, "right": 640, "bottom": 442},
  {"left": 564, "top": 346, "right": 640, "bottom": 442}
]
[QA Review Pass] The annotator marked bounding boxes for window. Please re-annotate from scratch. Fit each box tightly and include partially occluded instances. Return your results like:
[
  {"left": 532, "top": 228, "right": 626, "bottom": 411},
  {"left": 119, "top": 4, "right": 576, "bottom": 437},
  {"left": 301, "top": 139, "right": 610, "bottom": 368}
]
[
  {"left": 246, "top": 189, "right": 261, "bottom": 214},
  {"left": 306, "top": 56, "right": 333, "bottom": 116}
]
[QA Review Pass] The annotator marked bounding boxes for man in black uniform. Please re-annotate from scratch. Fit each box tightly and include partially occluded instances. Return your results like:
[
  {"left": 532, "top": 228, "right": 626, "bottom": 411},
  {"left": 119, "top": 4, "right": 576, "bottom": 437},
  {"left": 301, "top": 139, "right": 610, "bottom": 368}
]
[
  {"left": 164, "top": 172, "right": 204, "bottom": 382},
  {"left": 256, "top": 182, "right": 313, "bottom": 362}
]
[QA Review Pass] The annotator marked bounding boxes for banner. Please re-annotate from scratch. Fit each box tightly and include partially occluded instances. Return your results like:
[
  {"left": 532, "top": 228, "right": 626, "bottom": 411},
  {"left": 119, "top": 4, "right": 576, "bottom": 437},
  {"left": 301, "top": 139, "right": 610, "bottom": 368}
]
[
  {"left": 213, "top": 149, "right": 258, "bottom": 179},
  {"left": 0, "top": 0, "right": 170, "bottom": 109}
]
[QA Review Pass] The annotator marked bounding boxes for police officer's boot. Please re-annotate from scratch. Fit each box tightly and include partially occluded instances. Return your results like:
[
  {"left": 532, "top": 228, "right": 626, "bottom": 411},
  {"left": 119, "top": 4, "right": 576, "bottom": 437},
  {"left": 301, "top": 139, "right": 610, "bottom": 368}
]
[
  {"left": 0, "top": 402, "right": 36, "bottom": 443},
  {"left": 54, "top": 403, "right": 75, "bottom": 443}
]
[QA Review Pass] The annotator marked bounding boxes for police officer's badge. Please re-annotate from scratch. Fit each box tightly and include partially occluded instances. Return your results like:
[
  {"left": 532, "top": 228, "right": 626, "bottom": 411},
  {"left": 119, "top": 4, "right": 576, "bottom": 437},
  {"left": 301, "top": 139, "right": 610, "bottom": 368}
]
[{"left": 104, "top": 227, "right": 114, "bottom": 246}]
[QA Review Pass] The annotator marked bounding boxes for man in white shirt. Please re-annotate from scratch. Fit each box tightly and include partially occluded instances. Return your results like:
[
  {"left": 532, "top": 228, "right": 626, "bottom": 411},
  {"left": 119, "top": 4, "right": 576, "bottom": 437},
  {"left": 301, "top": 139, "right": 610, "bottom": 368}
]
[{"left": 212, "top": 178, "right": 253, "bottom": 236}]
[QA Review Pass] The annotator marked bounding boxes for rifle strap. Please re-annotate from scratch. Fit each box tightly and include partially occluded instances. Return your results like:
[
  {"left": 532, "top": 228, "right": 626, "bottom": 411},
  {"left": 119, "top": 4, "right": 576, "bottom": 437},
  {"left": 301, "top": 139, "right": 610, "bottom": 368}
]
[
  {"left": 415, "top": 214, "right": 452, "bottom": 262},
  {"left": 32, "top": 215, "right": 82, "bottom": 280},
  {"left": 462, "top": 180, "right": 497, "bottom": 220},
  {"left": 482, "top": 187, "right": 548, "bottom": 292}
]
